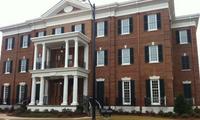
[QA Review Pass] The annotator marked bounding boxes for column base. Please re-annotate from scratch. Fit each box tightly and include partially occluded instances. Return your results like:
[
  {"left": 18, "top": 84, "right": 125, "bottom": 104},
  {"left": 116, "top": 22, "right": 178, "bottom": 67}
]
[
  {"left": 61, "top": 102, "right": 68, "bottom": 106},
  {"left": 71, "top": 102, "right": 79, "bottom": 106},
  {"left": 38, "top": 102, "right": 44, "bottom": 106},
  {"left": 29, "top": 102, "right": 35, "bottom": 106}
]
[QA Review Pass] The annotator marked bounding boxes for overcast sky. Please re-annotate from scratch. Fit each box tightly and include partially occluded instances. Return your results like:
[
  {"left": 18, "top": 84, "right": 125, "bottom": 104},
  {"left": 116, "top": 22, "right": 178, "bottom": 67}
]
[{"left": 0, "top": 0, "right": 200, "bottom": 58}]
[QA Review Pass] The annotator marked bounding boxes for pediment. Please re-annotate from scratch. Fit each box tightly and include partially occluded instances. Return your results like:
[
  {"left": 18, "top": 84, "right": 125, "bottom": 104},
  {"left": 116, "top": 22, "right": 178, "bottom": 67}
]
[{"left": 41, "top": 0, "right": 90, "bottom": 18}]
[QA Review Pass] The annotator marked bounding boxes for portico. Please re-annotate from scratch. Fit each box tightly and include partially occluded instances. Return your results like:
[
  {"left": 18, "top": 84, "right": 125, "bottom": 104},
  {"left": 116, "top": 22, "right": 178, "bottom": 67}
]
[{"left": 28, "top": 32, "right": 89, "bottom": 111}]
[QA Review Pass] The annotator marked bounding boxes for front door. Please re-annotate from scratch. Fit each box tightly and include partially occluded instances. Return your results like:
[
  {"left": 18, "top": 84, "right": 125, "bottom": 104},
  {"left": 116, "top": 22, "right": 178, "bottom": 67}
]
[
  {"left": 49, "top": 80, "right": 63, "bottom": 105},
  {"left": 97, "top": 81, "right": 104, "bottom": 105}
]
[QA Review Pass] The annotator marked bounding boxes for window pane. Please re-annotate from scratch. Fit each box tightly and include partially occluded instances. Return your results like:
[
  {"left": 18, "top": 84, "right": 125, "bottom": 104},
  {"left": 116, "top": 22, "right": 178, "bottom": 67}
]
[
  {"left": 22, "top": 35, "right": 28, "bottom": 48},
  {"left": 97, "top": 51, "right": 104, "bottom": 66},
  {"left": 38, "top": 32, "right": 44, "bottom": 37},
  {"left": 148, "top": 14, "right": 157, "bottom": 31},
  {"left": 121, "top": 19, "right": 130, "bottom": 34},
  {"left": 151, "top": 80, "right": 160, "bottom": 105},
  {"left": 5, "top": 60, "right": 11, "bottom": 73},
  {"left": 123, "top": 81, "right": 131, "bottom": 105},
  {"left": 122, "top": 48, "right": 130, "bottom": 64},
  {"left": 55, "top": 28, "right": 62, "bottom": 34},
  {"left": 149, "top": 45, "right": 158, "bottom": 63},
  {"left": 21, "top": 59, "right": 27, "bottom": 72},
  {"left": 179, "top": 30, "right": 188, "bottom": 44},
  {"left": 7, "top": 38, "right": 13, "bottom": 50},
  {"left": 97, "top": 22, "right": 105, "bottom": 37},
  {"left": 75, "top": 24, "right": 82, "bottom": 32},
  {"left": 3, "top": 86, "right": 9, "bottom": 104}
]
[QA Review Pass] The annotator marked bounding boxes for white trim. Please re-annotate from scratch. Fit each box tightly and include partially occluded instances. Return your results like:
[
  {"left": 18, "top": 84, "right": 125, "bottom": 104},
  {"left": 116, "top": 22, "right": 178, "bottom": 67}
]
[
  {"left": 19, "top": 82, "right": 26, "bottom": 86},
  {"left": 121, "top": 18, "right": 130, "bottom": 35},
  {"left": 149, "top": 76, "right": 160, "bottom": 80},
  {"left": 122, "top": 80, "right": 131, "bottom": 105},
  {"left": 96, "top": 21, "right": 105, "bottom": 38},
  {"left": 183, "top": 80, "right": 191, "bottom": 84},
  {"left": 121, "top": 48, "right": 131, "bottom": 65},
  {"left": 121, "top": 77, "right": 131, "bottom": 81},
  {"left": 147, "top": 14, "right": 158, "bottom": 31},
  {"left": 3, "top": 83, "right": 10, "bottom": 86},
  {"left": 96, "top": 50, "right": 105, "bottom": 67},
  {"left": 96, "top": 78, "right": 105, "bottom": 82},
  {"left": 149, "top": 45, "right": 159, "bottom": 63},
  {"left": 150, "top": 79, "right": 160, "bottom": 106}
]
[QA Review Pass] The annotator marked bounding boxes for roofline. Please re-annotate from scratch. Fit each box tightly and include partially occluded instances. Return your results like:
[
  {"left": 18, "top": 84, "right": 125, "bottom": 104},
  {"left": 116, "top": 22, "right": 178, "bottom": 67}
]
[{"left": 175, "top": 13, "right": 200, "bottom": 26}]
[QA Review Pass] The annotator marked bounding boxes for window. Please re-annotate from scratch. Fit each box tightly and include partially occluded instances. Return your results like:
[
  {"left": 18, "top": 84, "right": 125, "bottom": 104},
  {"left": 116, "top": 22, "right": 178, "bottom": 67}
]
[
  {"left": 150, "top": 79, "right": 160, "bottom": 105},
  {"left": 179, "top": 30, "right": 188, "bottom": 44},
  {"left": 97, "top": 22, "right": 105, "bottom": 37},
  {"left": 4, "top": 59, "right": 12, "bottom": 74},
  {"left": 55, "top": 28, "right": 62, "bottom": 34},
  {"left": 18, "top": 84, "right": 26, "bottom": 104},
  {"left": 121, "top": 19, "right": 130, "bottom": 35},
  {"left": 20, "top": 58, "right": 27, "bottom": 73},
  {"left": 148, "top": 14, "right": 157, "bottom": 31},
  {"left": 75, "top": 24, "right": 82, "bottom": 32},
  {"left": 38, "top": 31, "right": 45, "bottom": 37},
  {"left": 97, "top": 51, "right": 105, "bottom": 66},
  {"left": 72, "top": 24, "right": 85, "bottom": 34},
  {"left": 122, "top": 48, "right": 130, "bottom": 65},
  {"left": 3, "top": 85, "right": 10, "bottom": 105},
  {"left": 21, "top": 35, "right": 29, "bottom": 48},
  {"left": 149, "top": 45, "right": 159, "bottom": 63},
  {"left": 122, "top": 81, "right": 131, "bottom": 105},
  {"left": 181, "top": 55, "right": 190, "bottom": 70},
  {"left": 6, "top": 38, "right": 13, "bottom": 50},
  {"left": 183, "top": 82, "right": 192, "bottom": 99}
]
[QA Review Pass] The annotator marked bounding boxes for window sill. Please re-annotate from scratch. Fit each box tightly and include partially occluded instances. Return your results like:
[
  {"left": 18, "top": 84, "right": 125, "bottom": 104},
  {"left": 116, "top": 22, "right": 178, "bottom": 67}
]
[
  {"left": 96, "top": 35, "right": 105, "bottom": 38},
  {"left": 6, "top": 49, "right": 12, "bottom": 51},
  {"left": 147, "top": 28, "right": 158, "bottom": 32},
  {"left": 22, "top": 47, "right": 28, "bottom": 49},
  {"left": 20, "top": 71, "right": 27, "bottom": 73},
  {"left": 181, "top": 69, "right": 191, "bottom": 72},
  {"left": 180, "top": 43, "right": 189, "bottom": 45},
  {"left": 121, "top": 32, "right": 130, "bottom": 35},
  {"left": 149, "top": 61, "right": 159, "bottom": 64},
  {"left": 4, "top": 72, "right": 10, "bottom": 75},
  {"left": 96, "top": 65, "right": 105, "bottom": 67},
  {"left": 121, "top": 63, "right": 131, "bottom": 66}
]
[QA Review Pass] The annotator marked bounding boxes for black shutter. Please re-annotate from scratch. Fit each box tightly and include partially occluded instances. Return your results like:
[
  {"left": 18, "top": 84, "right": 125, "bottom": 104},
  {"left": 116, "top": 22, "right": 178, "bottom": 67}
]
[
  {"left": 118, "top": 81, "right": 122, "bottom": 105},
  {"left": 28, "top": 34, "right": 31, "bottom": 47},
  {"left": 5, "top": 38, "right": 8, "bottom": 50},
  {"left": 146, "top": 80, "right": 151, "bottom": 98},
  {"left": 145, "top": 46, "right": 149, "bottom": 63},
  {"left": 176, "top": 31, "right": 180, "bottom": 44},
  {"left": 16, "top": 85, "right": 20, "bottom": 103},
  {"left": 12, "top": 37, "right": 15, "bottom": 49},
  {"left": 182, "top": 56, "right": 190, "bottom": 69},
  {"left": 160, "top": 79, "right": 165, "bottom": 98},
  {"left": 144, "top": 15, "right": 148, "bottom": 31},
  {"left": 7, "top": 86, "right": 11, "bottom": 105},
  {"left": 18, "top": 60, "right": 21, "bottom": 72},
  {"left": 26, "top": 59, "right": 29, "bottom": 72},
  {"left": 1, "top": 86, "right": 4, "bottom": 101},
  {"left": 187, "top": 29, "right": 191, "bottom": 43},
  {"left": 44, "top": 31, "right": 47, "bottom": 36},
  {"left": 24, "top": 85, "right": 28, "bottom": 100},
  {"left": 118, "top": 19, "right": 121, "bottom": 35},
  {"left": 183, "top": 84, "right": 192, "bottom": 98},
  {"left": 104, "top": 21, "right": 108, "bottom": 36},
  {"left": 104, "top": 50, "right": 108, "bottom": 65},
  {"left": 130, "top": 48, "right": 134, "bottom": 64},
  {"left": 118, "top": 49, "right": 122, "bottom": 65},
  {"left": 129, "top": 17, "right": 133, "bottom": 33},
  {"left": 35, "top": 32, "right": 39, "bottom": 37},
  {"left": 157, "top": 13, "right": 161, "bottom": 29},
  {"left": 61, "top": 27, "right": 65, "bottom": 33},
  {"left": 131, "top": 80, "right": 135, "bottom": 106},
  {"left": 158, "top": 45, "right": 163, "bottom": 62},
  {"left": 72, "top": 25, "right": 75, "bottom": 32},
  {"left": 20, "top": 36, "right": 23, "bottom": 48},
  {"left": 82, "top": 24, "right": 85, "bottom": 34},
  {"left": 10, "top": 61, "right": 13, "bottom": 73},
  {"left": 52, "top": 28, "right": 55, "bottom": 34},
  {"left": 3, "top": 61, "right": 6, "bottom": 73}
]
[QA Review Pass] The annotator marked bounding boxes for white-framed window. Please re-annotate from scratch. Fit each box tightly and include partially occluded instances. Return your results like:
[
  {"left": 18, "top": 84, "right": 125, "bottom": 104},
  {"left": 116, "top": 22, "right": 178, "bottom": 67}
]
[
  {"left": 97, "top": 50, "right": 105, "bottom": 66},
  {"left": 179, "top": 30, "right": 188, "bottom": 44},
  {"left": 3, "top": 84, "right": 9, "bottom": 105},
  {"left": 38, "top": 31, "right": 45, "bottom": 37},
  {"left": 75, "top": 24, "right": 82, "bottom": 32},
  {"left": 97, "top": 22, "right": 105, "bottom": 37},
  {"left": 20, "top": 58, "right": 27, "bottom": 73},
  {"left": 22, "top": 35, "right": 29, "bottom": 48},
  {"left": 150, "top": 79, "right": 160, "bottom": 105},
  {"left": 6, "top": 38, "right": 13, "bottom": 51},
  {"left": 122, "top": 80, "right": 131, "bottom": 105},
  {"left": 5, "top": 59, "right": 11, "bottom": 74},
  {"left": 18, "top": 84, "right": 25, "bottom": 104},
  {"left": 148, "top": 14, "right": 157, "bottom": 31},
  {"left": 121, "top": 18, "right": 130, "bottom": 35},
  {"left": 149, "top": 45, "right": 159, "bottom": 63},
  {"left": 122, "top": 48, "right": 130, "bottom": 65},
  {"left": 55, "top": 28, "right": 62, "bottom": 34}
]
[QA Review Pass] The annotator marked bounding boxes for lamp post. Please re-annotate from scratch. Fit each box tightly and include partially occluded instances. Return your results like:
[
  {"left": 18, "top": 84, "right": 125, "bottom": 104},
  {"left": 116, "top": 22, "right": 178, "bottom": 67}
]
[{"left": 82, "top": 0, "right": 96, "bottom": 120}]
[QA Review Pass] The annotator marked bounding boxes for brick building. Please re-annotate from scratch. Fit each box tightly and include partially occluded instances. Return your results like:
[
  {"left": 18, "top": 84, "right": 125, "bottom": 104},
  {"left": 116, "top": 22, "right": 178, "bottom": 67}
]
[{"left": 0, "top": 0, "right": 199, "bottom": 113}]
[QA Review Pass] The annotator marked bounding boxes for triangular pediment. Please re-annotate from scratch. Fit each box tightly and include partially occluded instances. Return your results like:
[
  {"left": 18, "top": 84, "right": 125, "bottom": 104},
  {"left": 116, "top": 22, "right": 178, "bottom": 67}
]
[{"left": 41, "top": 0, "right": 90, "bottom": 18}]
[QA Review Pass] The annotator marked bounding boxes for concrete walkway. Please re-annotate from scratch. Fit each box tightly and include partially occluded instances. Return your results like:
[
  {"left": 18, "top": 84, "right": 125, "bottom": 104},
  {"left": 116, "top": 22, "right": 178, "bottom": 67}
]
[{"left": 0, "top": 114, "right": 91, "bottom": 120}]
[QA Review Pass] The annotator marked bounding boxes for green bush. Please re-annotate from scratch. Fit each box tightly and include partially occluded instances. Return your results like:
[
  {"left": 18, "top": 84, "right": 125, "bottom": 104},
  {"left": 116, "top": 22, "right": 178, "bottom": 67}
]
[
  {"left": 181, "top": 113, "right": 190, "bottom": 118},
  {"left": 174, "top": 95, "right": 193, "bottom": 115}
]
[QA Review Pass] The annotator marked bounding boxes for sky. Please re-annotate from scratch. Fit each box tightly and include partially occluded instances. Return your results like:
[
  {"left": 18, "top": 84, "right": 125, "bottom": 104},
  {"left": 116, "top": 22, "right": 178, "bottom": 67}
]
[{"left": 0, "top": 0, "right": 200, "bottom": 58}]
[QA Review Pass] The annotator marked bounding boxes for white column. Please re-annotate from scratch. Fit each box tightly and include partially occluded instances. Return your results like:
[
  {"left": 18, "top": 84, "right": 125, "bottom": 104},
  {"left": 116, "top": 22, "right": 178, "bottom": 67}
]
[
  {"left": 33, "top": 44, "right": 38, "bottom": 70},
  {"left": 46, "top": 48, "right": 50, "bottom": 68},
  {"left": 83, "top": 77, "right": 88, "bottom": 96},
  {"left": 38, "top": 77, "right": 45, "bottom": 105},
  {"left": 41, "top": 43, "right": 46, "bottom": 70},
  {"left": 61, "top": 75, "right": 69, "bottom": 105},
  {"left": 29, "top": 77, "right": 36, "bottom": 105},
  {"left": 84, "top": 45, "right": 89, "bottom": 70},
  {"left": 65, "top": 40, "right": 69, "bottom": 68},
  {"left": 71, "top": 75, "right": 79, "bottom": 105},
  {"left": 74, "top": 40, "right": 79, "bottom": 67}
]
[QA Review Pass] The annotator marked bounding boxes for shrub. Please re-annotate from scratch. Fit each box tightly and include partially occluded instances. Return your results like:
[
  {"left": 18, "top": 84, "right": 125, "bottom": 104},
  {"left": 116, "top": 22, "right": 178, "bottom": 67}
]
[
  {"left": 194, "top": 107, "right": 200, "bottom": 114},
  {"left": 158, "top": 110, "right": 164, "bottom": 117},
  {"left": 174, "top": 95, "right": 193, "bottom": 115},
  {"left": 43, "top": 109, "right": 49, "bottom": 113},
  {"left": 181, "top": 113, "right": 190, "bottom": 118},
  {"left": 33, "top": 109, "right": 40, "bottom": 113},
  {"left": 50, "top": 109, "right": 59, "bottom": 113}
]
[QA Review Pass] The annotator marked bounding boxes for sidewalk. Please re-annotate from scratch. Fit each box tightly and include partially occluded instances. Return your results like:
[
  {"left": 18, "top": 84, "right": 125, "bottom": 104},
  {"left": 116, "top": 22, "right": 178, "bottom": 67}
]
[{"left": 0, "top": 114, "right": 91, "bottom": 120}]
